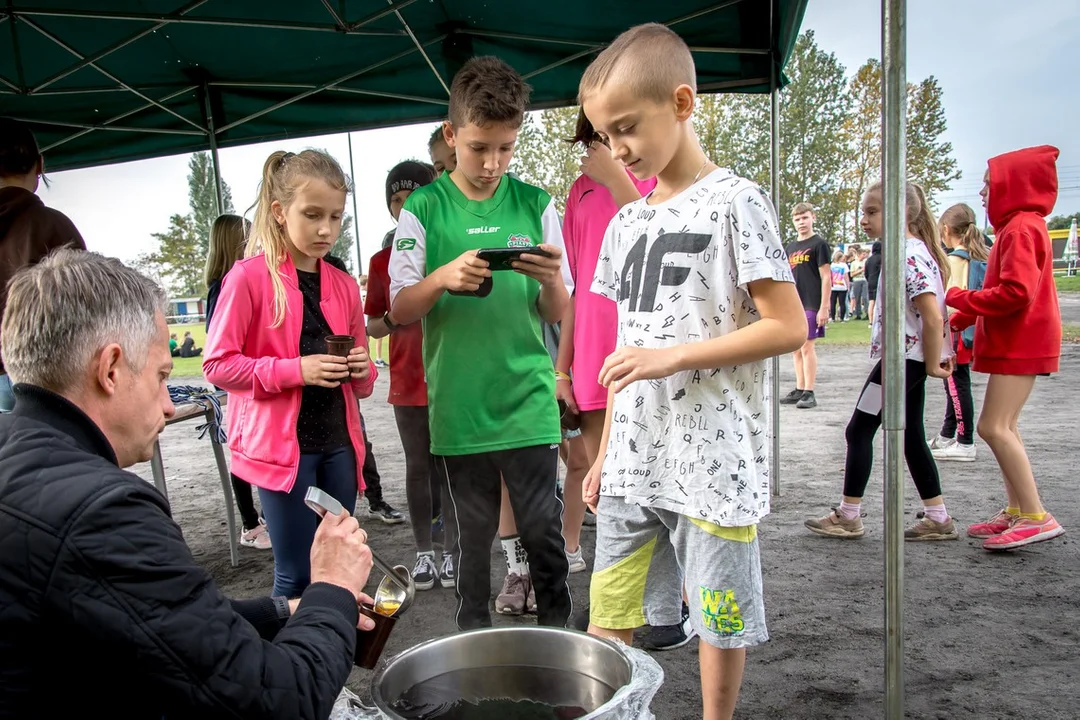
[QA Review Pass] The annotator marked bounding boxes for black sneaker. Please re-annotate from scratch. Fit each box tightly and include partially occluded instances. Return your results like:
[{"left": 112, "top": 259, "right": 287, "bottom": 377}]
[
  {"left": 796, "top": 391, "right": 817, "bottom": 409},
  {"left": 411, "top": 553, "right": 437, "bottom": 591},
  {"left": 370, "top": 501, "right": 405, "bottom": 525},
  {"left": 439, "top": 552, "right": 455, "bottom": 589},
  {"left": 640, "top": 602, "right": 697, "bottom": 651},
  {"left": 779, "top": 388, "right": 804, "bottom": 405}
]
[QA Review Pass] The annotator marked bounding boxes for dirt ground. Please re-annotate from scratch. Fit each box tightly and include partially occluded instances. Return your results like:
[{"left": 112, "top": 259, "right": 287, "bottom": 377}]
[{"left": 137, "top": 338, "right": 1080, "bottom": 719}]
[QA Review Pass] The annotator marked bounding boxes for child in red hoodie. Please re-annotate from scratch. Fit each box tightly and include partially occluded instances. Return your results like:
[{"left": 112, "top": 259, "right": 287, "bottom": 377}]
[{"left": 946, "top": 145, "right": 1063, "bottom": 551}]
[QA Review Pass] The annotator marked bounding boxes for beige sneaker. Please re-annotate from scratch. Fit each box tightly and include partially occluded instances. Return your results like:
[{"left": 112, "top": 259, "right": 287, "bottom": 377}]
[
  {"left": 904, "top": 514, "right": 959, "bottom": 541},
  {"left": 495, "top": 572, "right": 529, "bottom": 616},
  {"left": 805, "top": 509, "right": 865, "bottom": 538}
]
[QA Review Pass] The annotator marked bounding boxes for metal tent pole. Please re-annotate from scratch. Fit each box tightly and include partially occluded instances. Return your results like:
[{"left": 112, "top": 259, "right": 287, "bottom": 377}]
[
  {"left": 201, "top": 84, "right": 224, "bottom": 215},
  {"left": 881, "top": 0, "right": 907, "bottom": 717},
  {"left": 769, "top": 68, "right": 782, "bottom": 498},
  {"left": 347, "top": 131, "right": 363, "bottom": 275}
]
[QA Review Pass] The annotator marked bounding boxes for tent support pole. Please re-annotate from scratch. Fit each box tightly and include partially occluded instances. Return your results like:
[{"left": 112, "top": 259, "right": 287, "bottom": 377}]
[
  {"left": 769, "top": 69, "right": 781, "bottom": 498},
  {"left": 201, "top": 83, "right": 225, "bottom": 215},
  {"left": 881, "top": 0, "right": 907, "bottom": 716},
  {"left": 347, "top": 132, "right": 363, "bottom": 274}
]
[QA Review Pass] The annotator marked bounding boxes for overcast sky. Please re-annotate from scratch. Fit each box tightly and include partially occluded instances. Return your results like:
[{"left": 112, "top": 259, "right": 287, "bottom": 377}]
[{"left": 37, "top": 0, "right": 1080, "bottom": 274}]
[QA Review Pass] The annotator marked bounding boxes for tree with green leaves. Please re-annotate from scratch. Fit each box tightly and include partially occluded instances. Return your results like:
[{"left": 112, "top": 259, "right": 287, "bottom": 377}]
[
  {"left": 1048, "top": 213, "right": 1079, "bottom": 231},
  {"left": 697, "top": 32, "right": 852, "bottom": 245},
  {"left": 906, "top": 76, "right": 961, "bottom": 208},
  {"left": 843, "top": 59, "right": 882, "bottom": 243},
  {"left": 511, "top": 107, "right": 582, "bottom": 214},
  {"left": 135, "top": 214, "right": 204, "bottom": 298},
  {"left": 777, "top": 31, "right": 852, "bottom": 246},
  {"left": 188, "top": 152, "right": 235, "bottom": 256},
  {"left": 331, "top": 215, "right": 356, "bottom": 275}
]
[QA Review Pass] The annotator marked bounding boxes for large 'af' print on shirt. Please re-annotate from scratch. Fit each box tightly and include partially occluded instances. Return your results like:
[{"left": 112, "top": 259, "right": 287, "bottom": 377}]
[{"left": 605, "top": 181, "right": 776, "bottom": 522}]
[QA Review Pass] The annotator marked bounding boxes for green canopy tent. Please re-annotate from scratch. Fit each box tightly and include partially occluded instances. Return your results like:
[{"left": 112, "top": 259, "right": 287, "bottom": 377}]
[
  {"left": 1, "top": 0, "right": 807, "bottom": 173},
  {"left": 0, "top": 0, "right": 805, "bottom": 493}
]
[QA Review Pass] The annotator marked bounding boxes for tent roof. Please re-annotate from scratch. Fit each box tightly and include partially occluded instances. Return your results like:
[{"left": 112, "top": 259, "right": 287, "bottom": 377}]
[{"left": 1, "top": 0, "right": 808, "bottom": 172}]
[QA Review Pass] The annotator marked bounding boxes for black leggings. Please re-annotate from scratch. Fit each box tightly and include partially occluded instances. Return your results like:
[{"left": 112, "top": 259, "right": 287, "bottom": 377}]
[
  {"left": 830, "top": 290, "right": 848, "bottom": 321},
  {"left": 231, "top": 473, "right": 261, "bottom": 531},
  {"left": 843, "top": 359, "right": 942, "bottom": 501},
  {"left": 940, "top": 363, "right": 974, "bottom": 445},
  {"left": 394, "top": 405, "right": 454, "bottom": 553}
]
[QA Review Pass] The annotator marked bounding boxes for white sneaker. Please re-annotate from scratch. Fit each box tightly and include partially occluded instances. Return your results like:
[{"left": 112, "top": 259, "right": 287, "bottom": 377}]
[
  {"left": 934, "top": 441, "right": 976, "bottom": 462},
  {"left": 929, "top": 435, "right": 956, "bottom": 451},
  {"left": 566, "top": 546, "right": 587, "bottom": 574}
]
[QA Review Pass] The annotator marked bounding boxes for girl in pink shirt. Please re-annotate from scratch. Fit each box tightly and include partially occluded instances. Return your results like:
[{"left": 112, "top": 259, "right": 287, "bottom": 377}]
[
  {"left": 204, "top": 149, "right": 376, "bottom": 598},
  {"left": 554, "top": 112, "right": 656, "bottom": 561}
]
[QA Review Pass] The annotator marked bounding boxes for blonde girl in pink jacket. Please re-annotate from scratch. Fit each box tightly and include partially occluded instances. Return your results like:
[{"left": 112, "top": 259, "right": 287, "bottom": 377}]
[{"left": 205, "top": 149, "right": 377, "bottom": 598}]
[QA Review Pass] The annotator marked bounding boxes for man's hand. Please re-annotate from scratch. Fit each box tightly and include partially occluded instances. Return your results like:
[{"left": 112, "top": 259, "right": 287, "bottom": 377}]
[
  {"left": 582, "top": 459, "right": 603, "bottom": 514},
  {"left": 301, "top": 355, "right": 350, "bottom": 388},
  {"left": 309, "top": 509, "right": 373, "bottom": 604},
  {"left": 347, "top": 346, "right": 371, "bottom": 381},
  {"left": 289, "top": 593, "right": 377, "bottom": 631},
  {"left": 580, "top": 142, "right": 627, "bottom": 190},
  {"left": 927, "top": 357, "right": 955, "bottom": 380},
  {"left": 511, "top": 244, "right": 565, "bottom": 287},
  {"left": 598, "top": 346, "right": 678, "bottom": 394},
  {"left": 816, "top": 308, "right": 829, "bottom": 328},
  {"left": 434, "top": 250, "right": 491, "bottom": 294}
]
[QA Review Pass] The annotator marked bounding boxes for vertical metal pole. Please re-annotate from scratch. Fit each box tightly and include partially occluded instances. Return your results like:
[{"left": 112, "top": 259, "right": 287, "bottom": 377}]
[
  {"left": 769, "top": 69, "right": 782, "bottom": 498},
  {"left": 882, "top": 0, "right": 907, "bottom": 717},
  {"left": 201, "top": 84, "right": 225, "bottom": 215},
  {"left": 347, "top": 131, "right": 363, "bottom": 275}
]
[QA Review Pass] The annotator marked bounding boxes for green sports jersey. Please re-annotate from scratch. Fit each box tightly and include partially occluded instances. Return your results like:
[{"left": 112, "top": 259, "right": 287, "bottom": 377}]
[{"left": 387, "top": 172, "right": 572, "bottom": 456}]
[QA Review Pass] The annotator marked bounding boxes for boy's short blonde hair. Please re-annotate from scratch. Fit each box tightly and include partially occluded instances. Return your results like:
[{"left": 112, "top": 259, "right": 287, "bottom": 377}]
[
  {"left": 792, "top": 202, "right": 815, "bottom": 216},
  {"left": 578, "top": 23, "right": 696, "bottom": 104}
]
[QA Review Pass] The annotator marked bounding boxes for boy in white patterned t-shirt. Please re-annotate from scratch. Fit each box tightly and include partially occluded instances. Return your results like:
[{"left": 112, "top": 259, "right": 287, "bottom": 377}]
[{"left": 579, "top": 24, "right": 807, "bottom": 720}]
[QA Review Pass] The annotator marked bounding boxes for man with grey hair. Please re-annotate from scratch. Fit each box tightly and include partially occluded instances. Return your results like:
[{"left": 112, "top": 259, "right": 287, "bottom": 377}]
[{"left": 0, "top": 249, "right": 376, "bottom": 718}]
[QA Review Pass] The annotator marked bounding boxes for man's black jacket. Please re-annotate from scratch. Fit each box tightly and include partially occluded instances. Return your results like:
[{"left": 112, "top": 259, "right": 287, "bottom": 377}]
[{"left": 0, "top": 384, "right": 358, "bottom": 718}]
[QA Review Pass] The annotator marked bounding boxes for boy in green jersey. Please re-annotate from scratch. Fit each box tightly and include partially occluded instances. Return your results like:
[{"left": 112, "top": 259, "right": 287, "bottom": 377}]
[{"left": 388, "top": 56, "right": 573, "bottom": 630}]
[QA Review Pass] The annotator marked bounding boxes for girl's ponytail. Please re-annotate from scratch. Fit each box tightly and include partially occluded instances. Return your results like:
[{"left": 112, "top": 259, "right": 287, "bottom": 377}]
[
  {"left": 941, "top": 203, "right": 989, "bottom": 262},
  {"left": 906, "top": 183, "right": 949, "bottom": 285},
  {"left": 249, "top": 151, "right": 296, "bottom": 328}
]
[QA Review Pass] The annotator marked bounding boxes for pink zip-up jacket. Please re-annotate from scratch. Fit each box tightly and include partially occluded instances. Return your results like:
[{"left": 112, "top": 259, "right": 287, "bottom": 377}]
[{"left": 203, "top": 254, "right": 377, "bottom": 493}]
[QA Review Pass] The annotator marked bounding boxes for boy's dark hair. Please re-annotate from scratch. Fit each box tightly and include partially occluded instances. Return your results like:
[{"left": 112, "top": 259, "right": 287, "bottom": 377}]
[
  {"left": 0, "top": 117, "right": 44, "bottom": 179},
  {"left": 565, "top": 108, "right": 602, "bottom": 147},
  {"left": 448, "top": 56, "right": 531, "bottom": 129}
]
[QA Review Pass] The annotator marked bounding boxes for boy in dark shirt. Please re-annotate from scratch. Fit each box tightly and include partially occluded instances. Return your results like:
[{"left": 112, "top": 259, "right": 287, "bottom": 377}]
[{"left": 781, "top": 202, "right": 831, "bottom": 409}]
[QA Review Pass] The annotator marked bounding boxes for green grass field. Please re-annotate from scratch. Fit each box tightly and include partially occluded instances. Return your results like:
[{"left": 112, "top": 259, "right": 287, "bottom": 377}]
[
  {"left": 169, "top": 312, "right": 1079, "bottom": 379},
  {"left": 167, "top": 323, "right": 391, "bottom": 378},
  {"left": 1055, "top": 274, "right": 1080, "bottom": 293}
]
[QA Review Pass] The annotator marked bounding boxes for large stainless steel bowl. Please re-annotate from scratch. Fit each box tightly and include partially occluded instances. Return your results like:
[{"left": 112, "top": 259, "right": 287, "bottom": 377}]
[{"left": 371, "top": 626, "right": 634, "bottom": 718}]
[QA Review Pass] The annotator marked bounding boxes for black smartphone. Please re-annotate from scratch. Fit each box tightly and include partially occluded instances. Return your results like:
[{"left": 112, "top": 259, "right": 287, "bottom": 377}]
[{"left": 476, "top": 246, "right": 552, "bottom": 272}]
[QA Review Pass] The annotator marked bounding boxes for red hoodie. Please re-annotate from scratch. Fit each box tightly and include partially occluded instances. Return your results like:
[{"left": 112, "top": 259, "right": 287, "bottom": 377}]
[{"left": 946, "top": 145, "right": 1061, "bottom": 375}]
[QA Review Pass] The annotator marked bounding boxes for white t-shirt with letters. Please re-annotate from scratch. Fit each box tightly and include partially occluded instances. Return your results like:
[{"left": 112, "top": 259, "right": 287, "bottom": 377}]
[{"left": 592, "top": 168, "right": 794, "bottom": 527}]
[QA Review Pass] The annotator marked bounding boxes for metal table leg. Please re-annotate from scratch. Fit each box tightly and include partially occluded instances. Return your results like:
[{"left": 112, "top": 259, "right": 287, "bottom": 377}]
[
  {"left": 206, "top": 409, "right": 239, "bottom": 568},
  {"left": 150, "top": 439, "right": 168, "bottom": 501}
]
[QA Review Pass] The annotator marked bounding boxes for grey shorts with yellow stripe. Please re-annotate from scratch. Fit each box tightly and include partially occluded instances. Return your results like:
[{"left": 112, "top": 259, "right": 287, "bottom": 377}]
[{"left": 590, "top": 495, "right": 768, "bottom": 650}]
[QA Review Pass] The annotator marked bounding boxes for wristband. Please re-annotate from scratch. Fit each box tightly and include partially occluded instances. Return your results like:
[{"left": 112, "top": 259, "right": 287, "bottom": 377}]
[
  {"left": 555, "top": 370, "right": 571, "bottom": 383},
  {"left": 272, "top": 595, "right": 291, "bottom": 620},
  {"left": 382, "top": 311, "right": 398, "bottom": 332}
]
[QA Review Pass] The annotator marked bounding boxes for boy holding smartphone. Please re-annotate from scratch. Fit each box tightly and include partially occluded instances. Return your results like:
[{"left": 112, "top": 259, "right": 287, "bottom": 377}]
[{"left": 389, "top": 56, "right": 573, "bottom": 630}]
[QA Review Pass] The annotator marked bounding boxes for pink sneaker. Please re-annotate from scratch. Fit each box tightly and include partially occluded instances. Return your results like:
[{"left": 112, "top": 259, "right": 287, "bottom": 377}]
[
  {"left": 240, "top": 521, "right": 272, "bottom": 550},
  {"left": 966, "top": 509, "right": 1017, "bottom": 539},
  {"left": 982, "top": 514, "right": 1064, "bottom": 551}
]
